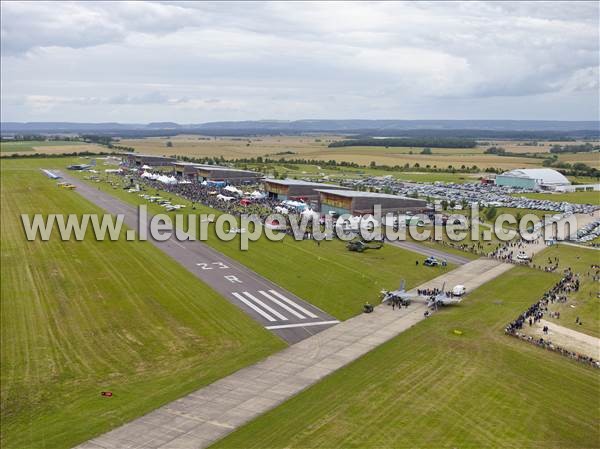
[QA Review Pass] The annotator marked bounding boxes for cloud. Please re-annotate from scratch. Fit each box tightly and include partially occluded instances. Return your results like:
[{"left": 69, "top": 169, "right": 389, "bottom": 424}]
[{"left": 1, "top": 1, "right": 598, "bottom": 121}]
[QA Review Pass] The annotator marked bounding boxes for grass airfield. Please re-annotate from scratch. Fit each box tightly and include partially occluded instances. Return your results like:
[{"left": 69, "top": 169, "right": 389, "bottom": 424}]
[
  {"left": 1, "top": 158, "right": 284, "bottom": 449},
  {"left": 71, "top": 169, "right": 452, "bottom": 320},
  {"left": 2, "top": 156, "right": 599, "bottom": 449},
  {"left": 211, "top": 266, "right": 600, "bottom": 449}
]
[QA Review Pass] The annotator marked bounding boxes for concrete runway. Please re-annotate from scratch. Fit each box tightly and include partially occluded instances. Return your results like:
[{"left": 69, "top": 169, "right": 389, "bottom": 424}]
[
  {"left": 60, "top": 173, "right": 338, "bottom": 344},
  {"left": 386, "top": 239, "right": 472, "bottom": 265}
]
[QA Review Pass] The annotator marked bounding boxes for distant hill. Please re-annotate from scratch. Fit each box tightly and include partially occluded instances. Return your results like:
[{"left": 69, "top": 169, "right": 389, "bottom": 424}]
[{"left": 2, "top": 120, "right": 599, "bottom": 138}]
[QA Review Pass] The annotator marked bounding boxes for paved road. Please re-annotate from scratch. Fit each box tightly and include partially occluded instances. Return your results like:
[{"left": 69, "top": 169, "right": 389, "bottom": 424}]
[
  {"left": 386, "top": 239, "right": 472, "bottom": 265},
  {"left": 75, "top": 257, "right": 513, "bottom": 449},
  {"left": 60, "top": 173, "right": 338, "bottom": 344}
]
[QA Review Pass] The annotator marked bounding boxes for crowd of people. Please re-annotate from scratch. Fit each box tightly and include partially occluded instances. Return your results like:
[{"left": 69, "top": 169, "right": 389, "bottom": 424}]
[
  {"left": 505, "top": 270, "right": 598, "bottom": 368},
  {"left": 136, "top": 174, "right": 282, "bottom": 219}
]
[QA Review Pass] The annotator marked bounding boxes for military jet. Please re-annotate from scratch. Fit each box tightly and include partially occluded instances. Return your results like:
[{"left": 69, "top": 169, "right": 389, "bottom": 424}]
[
  {"left": 425, "top": 283, "right": 464, "bottom": 308},
  {"left": 380, "top": 279, "right": 418, "bottom": 305},
  {"left": 381, "top": 280, "right": 464, "bottom": 309}
]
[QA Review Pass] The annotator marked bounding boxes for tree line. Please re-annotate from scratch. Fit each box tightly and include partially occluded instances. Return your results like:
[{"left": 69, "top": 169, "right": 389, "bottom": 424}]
[{"left": 328, "top": 137, "right": 477, "bottom": 149}]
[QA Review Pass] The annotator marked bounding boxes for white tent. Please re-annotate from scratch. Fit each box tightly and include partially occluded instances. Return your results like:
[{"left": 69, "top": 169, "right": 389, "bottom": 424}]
[
  {"left": 282, "top": 200, "right": 307, "bottom": 210},
  {"left": 275, "top": 206, "right": 289, "bottom": 214},
  {"left": 141, "top": 164, "right": 153, "bottom": 169},
  {"left": 301, "top": 208, "right": 320, "bottom": 220},
  {"left": 223, "top": 185, "right": 243, "bottom": 195},
  {"left": 250, "top": 191, "right": 266, "bottom": 199},
  {"left": 216, "top": 194, "right": 235, "bottom": 202}
]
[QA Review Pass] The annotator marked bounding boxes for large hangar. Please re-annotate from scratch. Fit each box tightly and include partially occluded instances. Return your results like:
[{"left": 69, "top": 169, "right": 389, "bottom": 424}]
[
  {"left": 263, "top": 179, "right": 347, "bottom": 201},
  {"left": 316, "top": 189, "right": 428, "bottom": 216},
  {"left": 172, "top": 162, "right": 261, "bottom": 184},
  {"left": 495, "top": 168, "right": 571, "bottom": 190},
  {"left": 195, "top": 165, "right": 262, "bottom": 185},
  {"left": 125, "top": 153, "right": 177, "bottom": 167}
]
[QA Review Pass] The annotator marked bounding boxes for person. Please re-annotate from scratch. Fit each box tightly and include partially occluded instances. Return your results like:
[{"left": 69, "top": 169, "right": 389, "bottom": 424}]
[{"left": 415, "top": 260, "right": 419, "bottom": 266}]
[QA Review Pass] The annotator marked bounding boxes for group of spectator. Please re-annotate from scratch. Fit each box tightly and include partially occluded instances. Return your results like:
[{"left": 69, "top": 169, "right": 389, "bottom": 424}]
[{"left": 505, "top": 270, "right": 598, "bottom": 368}]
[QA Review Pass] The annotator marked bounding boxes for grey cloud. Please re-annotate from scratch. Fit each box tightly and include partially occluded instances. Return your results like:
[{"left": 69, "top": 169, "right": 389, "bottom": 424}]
[{"left": 1, "top": 1, "right": 598, "bottom": 121}]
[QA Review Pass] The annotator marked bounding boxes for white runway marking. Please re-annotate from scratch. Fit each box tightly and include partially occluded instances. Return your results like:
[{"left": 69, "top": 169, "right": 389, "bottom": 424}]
[
  {"left": 258, "top": 290, "right": 306, "bottom": 319},
  {"left": 242, "top": 292, "right": 288, "bottom": 321},
  {"left": 268, "top": 290, "right": 319, "bottom": 318},
  {"left": 265, "top": 320, "right": 339, "bottom": 330},
  {"left": 232, "top": 292, "right": 276, "bottom": 322}
]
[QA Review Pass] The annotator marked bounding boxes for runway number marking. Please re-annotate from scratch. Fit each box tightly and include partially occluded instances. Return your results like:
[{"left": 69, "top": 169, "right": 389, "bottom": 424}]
[
  {"left": 224, "top": 275, "right": 243, "bottom": 284},
  {"left": 196, "top": 262, "right": 230, "bottom": 270}
]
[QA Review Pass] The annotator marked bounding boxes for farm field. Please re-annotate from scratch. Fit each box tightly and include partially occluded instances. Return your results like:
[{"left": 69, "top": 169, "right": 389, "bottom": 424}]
[
  {"left": 513, "top": 190, "right": 600, "bottom": 206},
  {"left": 533, "top": 244, "right": 600, "bottom": 338},
  {"left": 0, "top": 140, "right": 102, "bottom": 155},
  {"left": 120, "top": 135, "right": 547, "bottom": 170},
  {"left": 244, "top": 162, "right": 484, "bottom": 184},
  {"left": 0, "top": 158, "right": 284, "bottom": 449},
  {"left": 70, "top": 169, "right": 452, "bottom": 320},
  {"left": 211, "top": 266, "right": 600, "bottom": 449}
]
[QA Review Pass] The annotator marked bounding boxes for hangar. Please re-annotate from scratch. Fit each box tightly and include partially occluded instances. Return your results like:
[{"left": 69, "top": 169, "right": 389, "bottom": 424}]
[
  {"left": 172, "top": 162, "right": 261, "bottom": 184},
  {"left": 495, "top": 168, "right": 571, "bottom": 190},
  {"left": 316, "top": 189, "right": 428, "bottom": 216},
  {"left": 195, "top": 165, "right": 262, "bottom": 185},
  {"left": 125, "top": 153, "right": 177, "bottom": 167},
  {"left": 264, "top": 179, "right": 347, "bottom": 202}
]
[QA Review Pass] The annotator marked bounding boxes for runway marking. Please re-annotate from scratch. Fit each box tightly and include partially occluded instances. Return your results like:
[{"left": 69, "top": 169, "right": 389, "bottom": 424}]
[
  {"left": 242, "top": 292, "right": 288, "bottom": 321},
  {"left": 232, "top": 292, "right": 276, "bottom": 322},
  {"left": 172, "top": 240, "right": 186, "bottom": 249},
  {"left": 258, "top": 290, "right": 306, "bottom": 319},
  {"left": 268, "top": 290, "right": 319, "bottom": 318},
  {"left": 265, "top": 320, "right": 339, "bottom": 330}
]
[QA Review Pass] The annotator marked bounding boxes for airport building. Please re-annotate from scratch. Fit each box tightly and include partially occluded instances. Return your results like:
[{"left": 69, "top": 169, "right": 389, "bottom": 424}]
[
  {"left": 194, "top": 165, "right": 262, "bottom": 185},
  {"left": 125, "top": 153, "right": 177, "bottom": 167},
  {"left": 263, "top": 179, "right": 347, "bottom": 201},
  {"left": 172, "top": 162, "right": 202, "bottom": 179},
  {"left": 495, "top": 168, "right": 571, "bottom": 190},
  {"left": 315, "top": 189, "right": 428, "bottom": 216},
  {"left": 172, "top": 162, "right": 262, "bottom": 184}
]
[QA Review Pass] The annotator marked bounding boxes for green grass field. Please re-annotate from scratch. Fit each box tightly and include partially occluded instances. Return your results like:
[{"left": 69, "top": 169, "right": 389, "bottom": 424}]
[
  {"left": 1, "top": 158, "right": 284, "bottom": 449},
  {"left": 513, "top": 190, "right": 600, "bottom": 206},
  {"left": 0, "top": 140, "right": 86, "bottom": 152},
  {"left": 211, "top": 266, "right": 600, "bottom": 449},
  {"left": 533, "top": 244, "right": 600, "bottom": 338}
]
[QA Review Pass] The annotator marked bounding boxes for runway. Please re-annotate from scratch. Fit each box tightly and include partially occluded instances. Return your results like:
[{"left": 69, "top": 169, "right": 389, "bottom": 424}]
[{"left": 60, "top": 173, "right": 338, "bottom": 344}]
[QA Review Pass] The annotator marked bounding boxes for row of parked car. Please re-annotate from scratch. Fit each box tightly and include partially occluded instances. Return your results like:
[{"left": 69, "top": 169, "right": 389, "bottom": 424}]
[{"left": 340, "top": 177, "right": 598, "bottom": 215}]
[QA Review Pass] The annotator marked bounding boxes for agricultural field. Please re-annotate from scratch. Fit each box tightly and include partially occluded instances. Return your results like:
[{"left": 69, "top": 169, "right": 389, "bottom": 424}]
[
  {"left": 119, "top": 135, "right": 548, "bottom": 170},
  {"left": 212, "top": 266, "right": 600, "bottom": 449},
  {"left": 0, "top": 140, "right": 102, "bottom": 155},
  {"left": 70, "top": 169, "right": 453, "bottom": 320},
  {"left": 533, "top": 244, "right": 600, "bottom": 338},
  {"left": 513, "top": 190, "right": 600, "bottom": 206},
  {"left": 0, "top": 158, "right": 284, "bottom": 449}
]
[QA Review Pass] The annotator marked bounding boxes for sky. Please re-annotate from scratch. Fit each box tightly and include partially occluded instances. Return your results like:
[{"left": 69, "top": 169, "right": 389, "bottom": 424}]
[{"left": 1, "top": 1, "right": 599, "bottom": 123}]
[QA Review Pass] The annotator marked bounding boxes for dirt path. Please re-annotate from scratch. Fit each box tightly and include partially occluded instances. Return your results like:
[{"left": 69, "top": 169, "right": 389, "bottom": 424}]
[{"left": 522, "top": 319, "right": 600, "bottom": 359}]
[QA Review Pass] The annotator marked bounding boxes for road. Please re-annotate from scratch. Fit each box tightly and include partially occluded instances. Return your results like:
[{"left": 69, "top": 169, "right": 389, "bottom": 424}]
[{"left": 60, "top": 172, "right": 338, "bottom": 344}]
